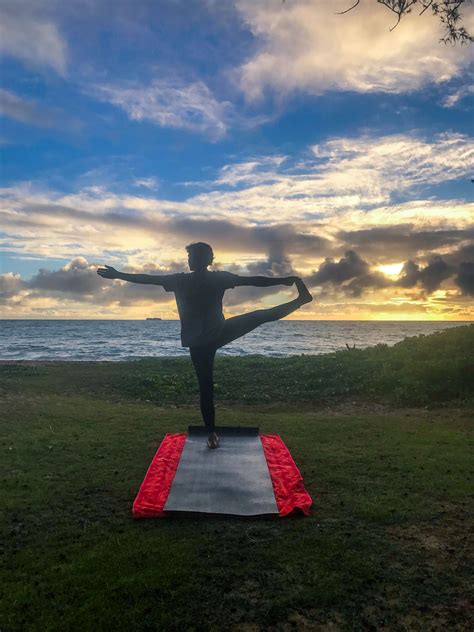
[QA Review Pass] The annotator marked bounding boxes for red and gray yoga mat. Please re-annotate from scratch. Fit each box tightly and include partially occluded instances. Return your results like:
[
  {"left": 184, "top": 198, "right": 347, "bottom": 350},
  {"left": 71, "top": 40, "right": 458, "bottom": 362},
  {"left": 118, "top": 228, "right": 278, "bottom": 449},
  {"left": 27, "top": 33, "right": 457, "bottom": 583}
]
[{"left": 133, "top": 426, "right": 312, "bottom": 518}]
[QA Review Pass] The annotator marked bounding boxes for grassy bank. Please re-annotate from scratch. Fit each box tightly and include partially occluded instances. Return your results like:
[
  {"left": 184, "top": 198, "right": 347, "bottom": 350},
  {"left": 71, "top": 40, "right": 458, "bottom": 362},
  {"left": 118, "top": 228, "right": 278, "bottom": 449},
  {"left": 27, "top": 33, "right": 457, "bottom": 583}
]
[
  {"left": 1, "top": 326, "right": 473, "bottom": 630},
  {"left": 1, "top": 324, "right": 473, "bottom": 408}
]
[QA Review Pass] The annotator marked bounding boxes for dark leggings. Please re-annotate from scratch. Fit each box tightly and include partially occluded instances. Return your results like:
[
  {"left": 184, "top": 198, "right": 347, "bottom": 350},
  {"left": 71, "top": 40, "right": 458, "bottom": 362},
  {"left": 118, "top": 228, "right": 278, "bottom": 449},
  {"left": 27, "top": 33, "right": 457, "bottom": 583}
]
[{"left": 189, "top": 296, "right": 303, "bottom": 432}]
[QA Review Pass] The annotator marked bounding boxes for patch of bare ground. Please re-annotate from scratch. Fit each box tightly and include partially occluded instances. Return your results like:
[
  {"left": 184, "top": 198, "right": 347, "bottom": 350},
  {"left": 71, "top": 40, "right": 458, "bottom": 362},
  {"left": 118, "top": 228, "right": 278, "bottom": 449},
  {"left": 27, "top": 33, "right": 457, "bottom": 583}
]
[
  {"left": 385, "top": 507, "right": 472, "bottom": 561},
  {"left": 381, "top": 508, "right": 474, "bottom": 631}
]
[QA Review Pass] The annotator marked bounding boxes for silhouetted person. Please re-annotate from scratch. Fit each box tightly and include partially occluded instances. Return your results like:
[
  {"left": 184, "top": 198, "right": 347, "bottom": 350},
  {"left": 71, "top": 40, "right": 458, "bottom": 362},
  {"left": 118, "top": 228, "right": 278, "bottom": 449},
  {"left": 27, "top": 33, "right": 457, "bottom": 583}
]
[{"left": 97, "top": 243, "right": 312, "bottom": 448}]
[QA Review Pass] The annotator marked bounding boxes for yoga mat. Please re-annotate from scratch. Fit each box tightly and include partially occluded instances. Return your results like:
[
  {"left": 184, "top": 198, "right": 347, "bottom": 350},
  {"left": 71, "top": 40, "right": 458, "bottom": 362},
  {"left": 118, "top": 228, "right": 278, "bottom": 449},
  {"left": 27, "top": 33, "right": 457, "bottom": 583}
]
[
  {"left": 132, "top": 428, "right": 313, "bottom": 518},
  {"left": 163, "top": 426, "right": 279, "bottom": 516}
]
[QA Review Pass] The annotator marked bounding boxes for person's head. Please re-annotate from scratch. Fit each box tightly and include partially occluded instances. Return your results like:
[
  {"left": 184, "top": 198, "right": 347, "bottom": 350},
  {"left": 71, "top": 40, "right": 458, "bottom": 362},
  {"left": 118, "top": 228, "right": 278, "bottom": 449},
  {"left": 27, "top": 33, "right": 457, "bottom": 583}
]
[{"left": 186, "top": 242, "right": 214, "bottom": 272}]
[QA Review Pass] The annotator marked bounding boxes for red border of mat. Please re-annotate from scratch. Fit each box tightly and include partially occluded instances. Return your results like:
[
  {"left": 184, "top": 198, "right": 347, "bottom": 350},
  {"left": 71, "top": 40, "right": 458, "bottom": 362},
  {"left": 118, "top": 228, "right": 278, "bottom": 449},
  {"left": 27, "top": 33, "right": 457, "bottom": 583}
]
[
  {"left": 132, "top": 433, "right": 186, "bottom": 518},
  {"left": 260, "top": 434, "right": 312, "bottom": 517},
  {"left": 132, "top": 432, "right": 312, "bottom": 518}
]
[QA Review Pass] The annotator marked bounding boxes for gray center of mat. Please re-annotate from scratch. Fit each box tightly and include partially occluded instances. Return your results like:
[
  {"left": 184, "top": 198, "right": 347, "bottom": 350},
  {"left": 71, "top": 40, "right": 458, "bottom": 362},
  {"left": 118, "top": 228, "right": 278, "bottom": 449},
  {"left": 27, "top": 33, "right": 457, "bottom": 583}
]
[{"left": 163, "top": 427, "right": 279, "bottom": 516}]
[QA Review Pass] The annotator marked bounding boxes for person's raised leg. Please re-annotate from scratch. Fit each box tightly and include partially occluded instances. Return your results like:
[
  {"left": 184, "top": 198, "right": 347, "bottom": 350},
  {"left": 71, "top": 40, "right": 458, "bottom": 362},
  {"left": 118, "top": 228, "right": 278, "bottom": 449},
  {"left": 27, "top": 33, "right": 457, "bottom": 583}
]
[
  {"left": 216, "top": 277, "right": 313, "bottom": 348},
  {"left": 189, "top": 344, "right": 219, "bottom": 448},
  {"left": 252, "top": 277, "right": 313, "bottom": 322}
]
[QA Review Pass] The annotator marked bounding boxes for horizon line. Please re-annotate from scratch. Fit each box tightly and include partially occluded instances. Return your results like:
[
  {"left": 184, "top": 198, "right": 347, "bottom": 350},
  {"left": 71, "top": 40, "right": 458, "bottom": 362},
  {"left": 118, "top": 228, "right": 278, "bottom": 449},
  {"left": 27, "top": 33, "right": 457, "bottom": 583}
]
[{"left": 1, "top": 318, "right": 473, "bottom": 323}]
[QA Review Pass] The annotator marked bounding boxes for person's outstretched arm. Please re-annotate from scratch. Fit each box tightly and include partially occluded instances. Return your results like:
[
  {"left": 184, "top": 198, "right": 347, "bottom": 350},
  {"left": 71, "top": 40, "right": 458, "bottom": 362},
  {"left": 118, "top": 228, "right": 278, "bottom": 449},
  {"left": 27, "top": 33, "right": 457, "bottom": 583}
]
[
  {"left": 97, "top": 265, "right": 168, "bottom": 285},
  {"left": 233, "top": 275, "right": 299, "bottom": 287}
]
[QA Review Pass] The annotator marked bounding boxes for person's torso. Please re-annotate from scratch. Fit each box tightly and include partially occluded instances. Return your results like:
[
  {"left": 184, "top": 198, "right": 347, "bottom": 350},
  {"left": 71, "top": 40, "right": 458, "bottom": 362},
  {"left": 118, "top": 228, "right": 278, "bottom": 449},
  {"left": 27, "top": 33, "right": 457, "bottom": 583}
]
[{"left": 174, "top": 272, "right": 227, "bottom": 345}]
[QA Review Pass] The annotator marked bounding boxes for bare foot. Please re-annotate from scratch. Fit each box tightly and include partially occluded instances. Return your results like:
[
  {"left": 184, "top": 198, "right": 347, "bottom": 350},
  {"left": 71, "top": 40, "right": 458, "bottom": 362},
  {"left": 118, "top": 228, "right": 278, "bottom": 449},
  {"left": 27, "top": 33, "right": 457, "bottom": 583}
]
[
  {"left": 207, "top": 432, "right": 219, "bottom": 449},
  {"left": 295, "top": 278, "right": 313, "bottom": 304}
]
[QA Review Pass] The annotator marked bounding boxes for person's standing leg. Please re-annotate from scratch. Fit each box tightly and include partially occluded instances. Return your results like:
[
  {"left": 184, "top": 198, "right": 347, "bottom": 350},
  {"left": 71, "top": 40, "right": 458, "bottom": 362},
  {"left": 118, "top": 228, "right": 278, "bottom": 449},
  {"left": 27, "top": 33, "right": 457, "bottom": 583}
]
[{"left": 189, "top": 344, "right": 219, "bottom": 448}]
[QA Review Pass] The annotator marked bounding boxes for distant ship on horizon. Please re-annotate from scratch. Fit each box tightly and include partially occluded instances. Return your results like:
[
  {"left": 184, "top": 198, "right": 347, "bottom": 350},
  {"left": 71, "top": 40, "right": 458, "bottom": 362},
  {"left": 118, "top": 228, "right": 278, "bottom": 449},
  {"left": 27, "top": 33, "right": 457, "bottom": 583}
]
[{"left": 145, "top": 317, "right": 162, "bottom": 320}]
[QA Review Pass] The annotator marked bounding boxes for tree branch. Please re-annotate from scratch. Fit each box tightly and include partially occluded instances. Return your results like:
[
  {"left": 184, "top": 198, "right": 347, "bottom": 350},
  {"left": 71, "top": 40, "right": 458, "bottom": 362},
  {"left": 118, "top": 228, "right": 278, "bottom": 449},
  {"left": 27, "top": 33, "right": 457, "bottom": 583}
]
[
  {"left": 335, "top": 0, "right": 361, "bottom": 15},
  {"left": 332, "top": 0, "right": 473, "bottom": 43},
  {"left": 378, "top": 0, "right": 418, "bottom": 31},
  {"left": 419, "top": 0, "right": 434, "bottom": 16}
]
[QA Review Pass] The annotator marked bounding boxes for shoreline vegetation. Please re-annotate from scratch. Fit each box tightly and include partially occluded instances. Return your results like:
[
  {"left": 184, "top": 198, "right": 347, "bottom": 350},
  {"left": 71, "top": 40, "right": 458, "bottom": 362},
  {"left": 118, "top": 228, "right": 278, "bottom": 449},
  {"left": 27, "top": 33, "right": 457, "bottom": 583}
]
[
  {"left": 2, "top": 325, "right": 473, "bottom": 630},
  {"left": 2, "top": 325, "right": 473, "bottom": 407}
]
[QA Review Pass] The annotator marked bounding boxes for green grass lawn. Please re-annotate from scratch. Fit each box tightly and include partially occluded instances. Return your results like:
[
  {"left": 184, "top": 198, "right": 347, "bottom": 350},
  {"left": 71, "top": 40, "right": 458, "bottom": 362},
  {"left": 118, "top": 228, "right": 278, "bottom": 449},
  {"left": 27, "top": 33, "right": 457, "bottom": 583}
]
[{"left": 1, "top": 326, "right": 473, "bottom": 631}]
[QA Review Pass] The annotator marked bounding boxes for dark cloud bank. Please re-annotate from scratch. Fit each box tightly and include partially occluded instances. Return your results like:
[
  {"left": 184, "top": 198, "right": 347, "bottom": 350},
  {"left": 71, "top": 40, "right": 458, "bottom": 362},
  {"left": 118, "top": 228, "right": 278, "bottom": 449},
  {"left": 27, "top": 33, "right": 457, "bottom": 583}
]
[
  {"left": 338, "top": 225, "right": 474, "bottom": 262},
  {"left": 2, "top": 242, "right": 473, "bottom": 314},
  {"left": 1, "top": 212, "right": 473, "bottom": 309},
  {"left": 0, "top": 259, "right": 179, "bottom": 308},
  {"left": 306, "top": 248, "right": 473, "bottom": 297}
]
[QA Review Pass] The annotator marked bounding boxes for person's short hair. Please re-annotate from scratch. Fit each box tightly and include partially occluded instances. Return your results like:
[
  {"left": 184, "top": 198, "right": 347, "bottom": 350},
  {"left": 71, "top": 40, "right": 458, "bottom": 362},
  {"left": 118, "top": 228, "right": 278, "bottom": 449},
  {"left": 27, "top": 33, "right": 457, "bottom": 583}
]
[{"left": 185, "top": 242, "right": 214, "bottom": 266}]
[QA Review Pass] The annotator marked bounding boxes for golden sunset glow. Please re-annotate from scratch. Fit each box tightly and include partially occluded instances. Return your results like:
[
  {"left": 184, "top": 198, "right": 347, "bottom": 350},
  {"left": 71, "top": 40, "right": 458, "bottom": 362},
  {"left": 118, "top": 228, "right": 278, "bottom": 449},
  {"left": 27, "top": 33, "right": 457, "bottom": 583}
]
[{"left": 1, "top": 1, "right": 472, "bottom": 321}]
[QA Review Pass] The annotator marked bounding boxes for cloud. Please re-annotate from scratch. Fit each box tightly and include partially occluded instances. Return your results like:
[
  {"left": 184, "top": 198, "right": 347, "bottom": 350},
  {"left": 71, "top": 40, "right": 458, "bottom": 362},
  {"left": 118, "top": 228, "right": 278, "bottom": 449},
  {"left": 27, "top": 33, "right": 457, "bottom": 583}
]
[
  {"left": 3, "top": 131, "right": 471, "bottom": 250},
  {"left": 0, "top": 185, "right": 330, "bottom": 263},
  {"left": 420, "top": 258, "right": 453, "bottom": 293},
  {"left": 2, "top": 250, "right": 473, "bottom": 319},
  {"left": 307, "top": 250, "right": 369, "bottom": 285},
  {"left": 309, "top": 133, "right": 474, "bottom": 200},
  {"left": 445, "top": 244, "right": 474, "bottom": 296},
  {"left": 222, "top": 252, "right": 297, "bottom": 307},
  {"left": 0, "top": 130, "right": 472, "bottom": 317},
  {"left": 442, "top": 85, "right": 474, "bottom": 108},
  {"left": 397, "top": 256, "right": 453, "bottom": 293},
  {"left": 444, "top": 243, "right": 474, "bottom": 267},
  {"left": 305, "top": 245, "right": 474, "bottom": 298},
  {"left": 168, "top": 218, "right": 329, "bottom": 261},
  {"left": 455, "top": 262, "right": 474, "bottom": 296},
  {"left": 0, "top": 272, "right": 24, "bottom": 302},
  {"left": 91, "top": 79, "right": 232, "bottom": 139},
  {"left": 0, "top": 89, "right": 65, "bottom": 127},
  {"left": 303, "top": 249, "right": 389, "bottom": 297},
  {"left": 215, "top": 156, "right": 287, "bottom": 187},
  {"left": 332, "top": 300, "right": 442, "bottom": 316},
  {"left": 0, "top": 1, "right": 67, "bottom": 75},
  {"left": 236, "top": 0, "right": 473, "bottom": 100},
  {"left": 338, "top": 224, "right": 474, "bottom": 260},
  {"left": 186, "top": 132, "right": 473, "bottom": 226},
  {"left": 343, "top": 271, "right": 391, "bottom": 298},
  {"left": 133, "top": 177, "right": 159, "bottom": 191},
  {"left": 394, "top": 244, "right": 474, "bottom": 295},
  {"left": 0, "top": 256, "right": 181, "bottom": 308},
  {"left": 26, "top": 256, "right": 102, "bottom": 295},
  {"left": 0, "top": 255, "right": 295, "bottom": 316}
]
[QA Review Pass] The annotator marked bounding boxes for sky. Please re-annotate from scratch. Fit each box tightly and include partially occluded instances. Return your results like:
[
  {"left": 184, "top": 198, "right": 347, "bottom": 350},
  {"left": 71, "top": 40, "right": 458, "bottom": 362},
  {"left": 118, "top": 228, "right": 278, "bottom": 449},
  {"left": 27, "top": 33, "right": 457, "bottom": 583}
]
[{"left": 0, "top": 0, "right": 473, "bottom": 321}]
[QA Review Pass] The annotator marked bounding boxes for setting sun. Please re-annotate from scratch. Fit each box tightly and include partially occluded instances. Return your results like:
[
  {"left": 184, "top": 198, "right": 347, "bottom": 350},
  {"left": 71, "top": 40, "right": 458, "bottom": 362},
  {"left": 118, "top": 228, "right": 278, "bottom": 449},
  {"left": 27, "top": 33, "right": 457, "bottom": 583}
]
[{"left": 377, "top": 263, "right": 405, "bottom": 278}]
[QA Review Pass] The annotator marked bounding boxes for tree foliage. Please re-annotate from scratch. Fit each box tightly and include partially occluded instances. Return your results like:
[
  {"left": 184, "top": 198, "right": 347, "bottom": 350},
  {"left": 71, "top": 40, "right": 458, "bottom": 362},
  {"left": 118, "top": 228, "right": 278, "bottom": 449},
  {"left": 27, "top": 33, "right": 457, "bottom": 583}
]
[{"left": 336, "top": 0, "right": 473, "bottom": 44}]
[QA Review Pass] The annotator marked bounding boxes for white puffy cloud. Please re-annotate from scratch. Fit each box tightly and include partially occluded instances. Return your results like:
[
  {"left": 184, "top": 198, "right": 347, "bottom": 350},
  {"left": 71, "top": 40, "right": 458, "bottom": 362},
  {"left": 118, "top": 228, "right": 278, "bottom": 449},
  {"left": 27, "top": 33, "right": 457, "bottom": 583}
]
[
  {"left": 187, "top": 132, "right": 474, "bottom": 227},
  {"left": 235, "top": 0, "right": 473, "bottom": 100},
  {"left": 1, "top": 128, "right": 472, "bottom": 317},
  {"left": 90, "top": 79, "right": 232, "bottom": 139},
  {"left": 310, "top": 132, "right": 474, "bottom": 198},
  {"left": 215, "top": 155, "right": 287, "bottom": 187},
  {"left": 1, "top": 132, "right": 472, "bottom": 272}
]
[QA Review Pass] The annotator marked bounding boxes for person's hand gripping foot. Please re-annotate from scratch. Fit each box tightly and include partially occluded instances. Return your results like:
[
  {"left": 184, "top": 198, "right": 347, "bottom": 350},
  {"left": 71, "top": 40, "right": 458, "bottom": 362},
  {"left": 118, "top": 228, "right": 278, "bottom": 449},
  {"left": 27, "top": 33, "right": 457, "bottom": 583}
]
[
  {"left": 207, "top": 432, "right": 219, "bottom": 449},
  {"left": 295, "top": 277, "right": 313, "bottom": 304}
]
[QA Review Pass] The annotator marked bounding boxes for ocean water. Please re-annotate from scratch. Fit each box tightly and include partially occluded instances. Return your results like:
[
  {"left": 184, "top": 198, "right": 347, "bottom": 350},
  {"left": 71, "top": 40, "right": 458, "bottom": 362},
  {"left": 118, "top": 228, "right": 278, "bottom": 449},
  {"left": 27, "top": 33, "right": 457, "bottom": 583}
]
[{"left": 0, "top": 319, "right": 469, "bottom": 361}]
